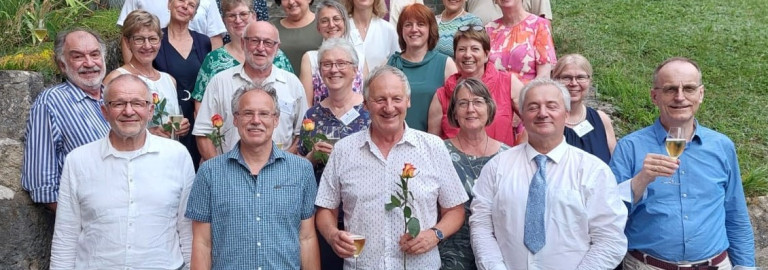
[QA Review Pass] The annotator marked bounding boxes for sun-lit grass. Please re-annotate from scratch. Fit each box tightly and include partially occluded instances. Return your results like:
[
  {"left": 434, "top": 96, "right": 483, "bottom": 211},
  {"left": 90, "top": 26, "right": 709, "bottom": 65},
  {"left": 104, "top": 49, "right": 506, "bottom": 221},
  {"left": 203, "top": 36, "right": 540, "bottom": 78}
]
[{"left": 552, "top": 0, "right": 768, "bottom": 195}]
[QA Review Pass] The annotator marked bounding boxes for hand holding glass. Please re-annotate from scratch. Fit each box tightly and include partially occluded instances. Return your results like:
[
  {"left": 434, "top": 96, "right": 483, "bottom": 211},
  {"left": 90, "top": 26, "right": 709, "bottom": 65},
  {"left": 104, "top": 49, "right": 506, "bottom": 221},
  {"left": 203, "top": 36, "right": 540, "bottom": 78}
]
[
  {"left": 169, "top": 115, "right": 183, "bottom": 140},
  {"left": 663, "top": 127, "right": 685, "bottom": 184}
]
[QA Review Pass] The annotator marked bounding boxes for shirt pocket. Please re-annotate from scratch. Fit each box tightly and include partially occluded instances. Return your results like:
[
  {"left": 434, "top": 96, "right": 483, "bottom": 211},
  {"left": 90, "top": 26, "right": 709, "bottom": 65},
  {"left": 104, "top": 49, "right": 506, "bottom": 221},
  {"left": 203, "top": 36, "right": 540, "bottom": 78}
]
[
  {"left": 278, "top": 99, "right": 296, "bottom": 117},
  {"left": 265, "top": 183, "right": 302, "bottom": 219}
]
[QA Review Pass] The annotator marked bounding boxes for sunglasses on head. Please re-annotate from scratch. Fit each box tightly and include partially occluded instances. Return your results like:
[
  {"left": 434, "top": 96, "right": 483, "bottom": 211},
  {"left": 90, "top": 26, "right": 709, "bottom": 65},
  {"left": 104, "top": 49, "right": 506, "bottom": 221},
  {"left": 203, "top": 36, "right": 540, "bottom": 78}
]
[{"left": 457, "top": 25, "right": 485, "bottom": 32}]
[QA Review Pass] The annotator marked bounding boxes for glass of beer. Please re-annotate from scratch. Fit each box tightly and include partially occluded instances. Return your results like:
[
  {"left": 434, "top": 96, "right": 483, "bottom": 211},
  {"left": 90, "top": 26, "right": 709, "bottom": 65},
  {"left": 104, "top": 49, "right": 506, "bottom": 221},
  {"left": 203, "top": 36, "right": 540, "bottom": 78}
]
[
  {"left": 169, "top": 114, "right": 184, "bottom": 140},
  {"left": 664, "top": 127, "right": 685, "bottom": 184},
  {"left": 350, "top": 233, "right": 366, "bottom": 269}
]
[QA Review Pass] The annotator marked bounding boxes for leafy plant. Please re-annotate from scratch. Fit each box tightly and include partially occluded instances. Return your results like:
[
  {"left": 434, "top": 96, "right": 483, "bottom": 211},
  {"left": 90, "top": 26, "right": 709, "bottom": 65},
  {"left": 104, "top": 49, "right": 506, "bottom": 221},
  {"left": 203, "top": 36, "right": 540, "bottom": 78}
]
[{"left": 743, "top": 167, "right": 768, "bottom": 198}]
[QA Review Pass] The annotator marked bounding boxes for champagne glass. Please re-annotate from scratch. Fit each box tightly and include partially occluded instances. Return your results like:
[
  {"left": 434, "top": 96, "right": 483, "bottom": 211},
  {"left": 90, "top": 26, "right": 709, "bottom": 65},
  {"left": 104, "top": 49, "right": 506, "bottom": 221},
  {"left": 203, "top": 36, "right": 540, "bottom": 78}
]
[
  {"left": 324, "top": 126, "right": 341, "bottom": 145},
  {"left": 664, "top": 127, "right": 685, "bottom": 184},
  {"left": 33, "top": 19, "right": 47, "bottom": 45},
  {"left": 169, "top": 114, "right": 184, "bottom": 140}
]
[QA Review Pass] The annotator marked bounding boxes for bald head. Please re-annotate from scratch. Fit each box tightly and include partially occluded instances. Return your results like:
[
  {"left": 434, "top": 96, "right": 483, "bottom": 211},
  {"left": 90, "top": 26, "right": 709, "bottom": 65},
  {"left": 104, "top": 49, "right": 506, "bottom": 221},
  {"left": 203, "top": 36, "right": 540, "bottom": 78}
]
[
  {"left": 242, "top": 21, "right": 280, "bottom": 72},
  {"left": 652, "top": 57, "right": 701, "bottom": 87}
]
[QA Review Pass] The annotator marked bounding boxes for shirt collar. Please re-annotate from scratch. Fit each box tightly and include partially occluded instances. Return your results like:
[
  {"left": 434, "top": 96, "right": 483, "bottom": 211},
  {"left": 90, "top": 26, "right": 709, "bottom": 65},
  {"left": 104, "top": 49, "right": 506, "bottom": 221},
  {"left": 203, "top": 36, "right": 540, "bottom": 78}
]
[
  {"left": 358, "top": 123, "right": 416, "bottom": 150},
  {"left": 64, "top": 80, "right": 103, "bottom": 103},
  {"left": 99, "top": 132, "right": 161, "bottom": 159},
  {"left": 652, "top": 118, "right": 703, "bottom": 145},
  {"left": 226, "top": 141, "right": 285, "bottom": 171},
  {"left": 524, "top": 137, "right": 568, "bottom": 164},
  {"left": 232, "top": 64, "right": 287, "bottom": 86}
]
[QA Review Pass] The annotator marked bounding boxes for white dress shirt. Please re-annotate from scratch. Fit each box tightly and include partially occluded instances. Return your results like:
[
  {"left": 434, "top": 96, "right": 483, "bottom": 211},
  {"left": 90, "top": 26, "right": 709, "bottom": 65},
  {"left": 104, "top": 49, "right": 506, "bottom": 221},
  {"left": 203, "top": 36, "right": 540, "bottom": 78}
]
[
  {"left": 348, "top": 17, "right": 400, "bottom": 71},
  {"left": 470, "top": 140, "right": 628, "bottom": 270},
  {"left": 51, "top": 133, "right": 195, "bottom": 270},
  {"left": 117, "top": 0, "right": 227, "bottom": 38},
  {"left": 192, "top": 64, "right": 308, "bottom": 151},
  {"left": 316, "top": 127, "right": 469, "bottom": 269}
]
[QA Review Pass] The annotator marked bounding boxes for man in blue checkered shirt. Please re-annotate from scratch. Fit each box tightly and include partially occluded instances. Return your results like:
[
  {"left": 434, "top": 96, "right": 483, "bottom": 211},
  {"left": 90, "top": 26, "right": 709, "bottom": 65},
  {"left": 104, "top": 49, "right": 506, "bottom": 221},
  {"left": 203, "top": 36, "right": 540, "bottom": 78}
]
[{"left": 185, "top": 83, "right": 320, "bottom": 269}]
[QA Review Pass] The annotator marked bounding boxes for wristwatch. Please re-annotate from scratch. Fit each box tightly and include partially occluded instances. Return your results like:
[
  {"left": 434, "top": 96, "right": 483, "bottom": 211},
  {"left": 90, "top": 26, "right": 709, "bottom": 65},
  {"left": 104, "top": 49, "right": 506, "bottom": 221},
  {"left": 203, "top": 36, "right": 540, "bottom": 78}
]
[{"left": 430, "top": 227, "right": 444, "bottom": 243}]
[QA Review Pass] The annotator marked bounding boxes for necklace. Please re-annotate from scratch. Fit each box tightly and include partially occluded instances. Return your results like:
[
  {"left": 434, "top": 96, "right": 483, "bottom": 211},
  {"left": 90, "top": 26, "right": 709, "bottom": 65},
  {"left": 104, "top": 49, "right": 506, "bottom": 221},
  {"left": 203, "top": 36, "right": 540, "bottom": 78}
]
[
  {"left": 565, "top": 105, "right": 587, "bottom": 126},
  {"left": 129, "top": 62, "right": 157, "bottom": 79},
  {"left": 456, "top": 135, "right": 489, "bottom": 180}
]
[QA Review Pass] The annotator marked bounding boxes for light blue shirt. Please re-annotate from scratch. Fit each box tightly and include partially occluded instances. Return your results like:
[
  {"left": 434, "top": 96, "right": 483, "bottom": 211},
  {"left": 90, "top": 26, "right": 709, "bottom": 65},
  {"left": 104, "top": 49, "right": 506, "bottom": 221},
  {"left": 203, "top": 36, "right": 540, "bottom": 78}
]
[
  {"left": 610, "top": 119, "right": 755, "bottom": 266},
  {"left": 185, "top": 142, "right": 317, "bottom": 270},
  {"left": 22, "top": 81, "right": 110, "bottom": 203}
]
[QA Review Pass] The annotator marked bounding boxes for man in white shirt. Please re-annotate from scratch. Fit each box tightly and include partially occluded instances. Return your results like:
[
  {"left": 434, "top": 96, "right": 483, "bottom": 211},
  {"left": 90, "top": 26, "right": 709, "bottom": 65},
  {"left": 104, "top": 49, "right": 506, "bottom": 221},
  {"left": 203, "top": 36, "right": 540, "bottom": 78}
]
[
  {"left": 50, "top": 74, "right": 195, "bottom": 269},
  {"left": 315, "top": 66, "right": 469, "bottom": 269},
  {"left": 470, "top": 78, "right": 627, "bottom": 270},
  {"left": 193, "top": 21, "right": 308, "bottom": 160}
]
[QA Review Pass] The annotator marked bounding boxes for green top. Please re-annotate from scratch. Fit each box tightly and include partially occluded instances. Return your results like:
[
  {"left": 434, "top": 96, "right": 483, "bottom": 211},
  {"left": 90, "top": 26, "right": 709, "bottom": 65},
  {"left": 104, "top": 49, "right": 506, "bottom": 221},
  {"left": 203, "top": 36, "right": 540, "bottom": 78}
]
[
  {"left": 191, "top": 47, "right": 294, "bottom": 101},
  {"left": 386, "top": 50, "right": 449, "bottom": 131},
  {"left": 270, "top": 18, "right": 324, "bottom": 77}
]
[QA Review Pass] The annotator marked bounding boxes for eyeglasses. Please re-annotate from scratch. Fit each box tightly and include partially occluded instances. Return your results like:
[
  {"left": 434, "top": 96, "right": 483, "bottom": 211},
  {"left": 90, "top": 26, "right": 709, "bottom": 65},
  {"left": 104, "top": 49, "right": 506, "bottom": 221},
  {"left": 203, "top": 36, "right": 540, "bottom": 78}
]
[
  {"left": 236, "top": 110, "right": 277, "bottom": 120},
  {"left": 243, "top": 37, "right": 279, "bottom": 48},
  {"left": 225, "top": 11, "right": 252, "bottom": 21},
  {"left": 556, "top": 75, "right": 591, "bottom": 84},
  {"left": 131, "top": 36, "right": 161, "bottom": 46},
  {"left": 458, "top": 24, "right": 485, "bottom": 32},
  {"left": 107, "top": 100, "right": 151, "bottom": 110},
  {"left": 319, "top": 16, "right": 344, "bottom": 26},
  {"left": 320, "top": 61, "right": 354, "bottom": 71},
  {"left": 457, "top": 98, "right": 486, "bottom": 109},
  {"left": 655, "top": 84, "right": 702, "bottom": 96}
]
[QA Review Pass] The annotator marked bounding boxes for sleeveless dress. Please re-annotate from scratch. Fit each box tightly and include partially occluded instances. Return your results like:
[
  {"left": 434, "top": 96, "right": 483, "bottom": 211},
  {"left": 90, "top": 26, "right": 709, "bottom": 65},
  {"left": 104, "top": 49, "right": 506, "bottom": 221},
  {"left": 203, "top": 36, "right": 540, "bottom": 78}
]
[
  {"left": 387, "top": 50, "right": 448, "bottom": 131},
  {"left": 564, "top": 106, "right": 611, "bottom": 164}
]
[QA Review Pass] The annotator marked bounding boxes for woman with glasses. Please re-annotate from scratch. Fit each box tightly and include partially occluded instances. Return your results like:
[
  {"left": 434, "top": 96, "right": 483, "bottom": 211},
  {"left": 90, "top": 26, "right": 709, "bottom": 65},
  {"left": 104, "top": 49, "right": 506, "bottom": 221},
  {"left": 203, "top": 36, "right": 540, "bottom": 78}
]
[
  {"left": 435, "top": 0, "right": 482, "bottom": 57},
  {"left": 193, "top": 0, "right": 293, "bottom": 112},
  {"left": 344, "top": 0, "right": 400, "bottom": 70},
  {"left": 271, "top": 0, "right": 324, "bottom": 76},
  {"left": 104, "top": 10, "right": 189, "bottom": 139},
  {"left": 439, "top": 78, "right": 509, "bottom": 270},
  {"left": 298, "top": 38, "right": 371, "bottom": 270},
  {"left": 486, "top": 0, "right": 556, "bottom": 83},
  {"left": 299, "top": 0, "right": 367, "bottom": 105},
  {"left": 386, "top": 4, "right": 456, "bottom": 131},
  {"left": 552, "top": 54, "right": 616, "bottom": 163},
  {"left": 428, "top": 25, "right": 524, "bottom": 146}
]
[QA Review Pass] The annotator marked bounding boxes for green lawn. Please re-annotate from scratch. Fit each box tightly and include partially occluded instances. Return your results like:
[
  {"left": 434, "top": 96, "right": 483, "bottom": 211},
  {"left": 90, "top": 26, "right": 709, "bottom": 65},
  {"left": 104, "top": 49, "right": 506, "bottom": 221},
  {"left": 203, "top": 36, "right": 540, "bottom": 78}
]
[{"left": 552, "top": 0, "right": 768, "bottom": 195}]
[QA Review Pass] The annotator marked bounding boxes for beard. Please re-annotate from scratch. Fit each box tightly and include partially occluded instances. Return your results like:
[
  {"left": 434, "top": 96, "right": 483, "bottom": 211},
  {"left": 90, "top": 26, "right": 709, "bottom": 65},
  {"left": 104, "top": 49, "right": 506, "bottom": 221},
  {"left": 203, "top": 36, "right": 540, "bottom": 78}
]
[{"left": 64, "top": 63, "right": 106, "bottom": 89}]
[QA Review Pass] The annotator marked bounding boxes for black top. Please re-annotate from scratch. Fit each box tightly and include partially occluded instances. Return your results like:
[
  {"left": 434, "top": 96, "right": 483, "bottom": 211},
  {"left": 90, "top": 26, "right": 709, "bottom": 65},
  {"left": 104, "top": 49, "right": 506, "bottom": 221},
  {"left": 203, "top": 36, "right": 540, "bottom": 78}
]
[
  {"left": 154, "top": 28, "right": 211, "bottom": 170},
  {"left": 564, "top": 106, "right": 612, "bottom": 164}
]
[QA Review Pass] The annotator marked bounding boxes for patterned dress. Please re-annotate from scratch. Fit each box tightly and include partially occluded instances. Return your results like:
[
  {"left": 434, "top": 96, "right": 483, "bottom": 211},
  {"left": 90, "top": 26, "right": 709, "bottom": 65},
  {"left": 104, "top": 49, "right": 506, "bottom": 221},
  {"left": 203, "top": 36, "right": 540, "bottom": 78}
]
[
  {"left": 485, "top": 14, "right": 557, "bottom": 83},
  {"left": 191, "top": 47, "right": 294, "bottom": 101},
  {"left": 435, "top": 12, "right": 483, "bottom": 57},
  {"left": 439, "top": 140, "right": 509, "bottom": 270}
]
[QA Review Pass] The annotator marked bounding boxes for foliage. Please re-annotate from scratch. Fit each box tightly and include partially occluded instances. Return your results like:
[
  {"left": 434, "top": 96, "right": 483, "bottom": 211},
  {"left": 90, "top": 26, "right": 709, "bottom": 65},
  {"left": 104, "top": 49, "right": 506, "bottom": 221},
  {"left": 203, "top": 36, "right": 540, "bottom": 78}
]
[
  {"left": 553, "top": 0, "right": 768, "bottom": 196},
  {"left": 0, "top": 46, "right": 57, "bottom": 78},
  {"left": 743, "top": 167, "right": 768, "bottom": 199},
  {"left": 0, "top": 0, "right": 94, "bottom": 54}
]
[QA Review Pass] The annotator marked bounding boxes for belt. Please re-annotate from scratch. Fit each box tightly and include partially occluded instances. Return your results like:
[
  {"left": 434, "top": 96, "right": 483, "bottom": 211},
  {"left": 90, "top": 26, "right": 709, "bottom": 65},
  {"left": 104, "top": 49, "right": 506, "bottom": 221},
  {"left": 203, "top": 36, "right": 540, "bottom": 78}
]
[{"left": 629, "top": 250, "right": 728, "bottom": 270}]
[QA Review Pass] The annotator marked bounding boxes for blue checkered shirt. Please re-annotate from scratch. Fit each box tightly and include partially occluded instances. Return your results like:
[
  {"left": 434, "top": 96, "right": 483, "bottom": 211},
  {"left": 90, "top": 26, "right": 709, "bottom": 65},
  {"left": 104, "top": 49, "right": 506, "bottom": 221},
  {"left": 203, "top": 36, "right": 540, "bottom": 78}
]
[
  {"left": 22, "top": 81, "right": 109, "bottom": 203},
  {"left": 185, "top": 143, "right": 317, "bottom": 270}
]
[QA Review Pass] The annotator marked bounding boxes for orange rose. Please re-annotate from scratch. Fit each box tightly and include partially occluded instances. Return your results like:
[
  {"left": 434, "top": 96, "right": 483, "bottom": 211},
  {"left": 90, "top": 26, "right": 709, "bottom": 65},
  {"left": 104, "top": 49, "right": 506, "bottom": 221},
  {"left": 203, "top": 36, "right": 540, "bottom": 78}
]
[
  {"left": 211, "top": 114, "right": 224, "bottom": 128},
  {"left": 402, "top": 163, "right": 416, "bottom": 178},
  {"left": 302, "top": 119, "right": 315, "bottom": 131},
  {"left": 152, "top": 93, "right": 160, "bottom": 104}
]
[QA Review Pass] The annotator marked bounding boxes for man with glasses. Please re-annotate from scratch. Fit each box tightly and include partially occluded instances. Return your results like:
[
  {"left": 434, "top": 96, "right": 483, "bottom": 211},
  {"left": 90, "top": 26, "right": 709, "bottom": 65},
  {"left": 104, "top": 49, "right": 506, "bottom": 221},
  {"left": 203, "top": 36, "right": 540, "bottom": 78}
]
[
  {"left": 22, "top": 29, "right": 111, "bottom": 211},
  {"left": 610, "top": 57, "right": 757, "bottom": 269},
  {"left": 50, "top": 74, "right": 195, "bottom": 269},
  {"left": 193, "top": 21, "right": 308, "bottom": 160},
  {"left": 185, "top": 84, "right": 320, "bottom": 269}
]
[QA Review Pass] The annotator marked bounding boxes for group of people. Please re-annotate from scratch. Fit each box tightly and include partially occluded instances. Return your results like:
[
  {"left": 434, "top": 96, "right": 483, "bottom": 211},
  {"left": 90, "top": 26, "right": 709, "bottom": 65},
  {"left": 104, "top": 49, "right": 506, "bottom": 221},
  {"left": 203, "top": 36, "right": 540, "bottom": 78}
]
[{"left": 19, "top": 0, "right": 757, "bottom": 269}]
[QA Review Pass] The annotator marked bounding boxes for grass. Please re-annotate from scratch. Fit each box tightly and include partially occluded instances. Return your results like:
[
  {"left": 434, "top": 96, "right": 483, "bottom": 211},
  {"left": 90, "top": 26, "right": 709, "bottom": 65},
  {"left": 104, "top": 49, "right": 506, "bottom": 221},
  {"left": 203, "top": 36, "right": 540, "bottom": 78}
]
[{"left": 552, "top": 0, "right": 768, "bottom": 195}]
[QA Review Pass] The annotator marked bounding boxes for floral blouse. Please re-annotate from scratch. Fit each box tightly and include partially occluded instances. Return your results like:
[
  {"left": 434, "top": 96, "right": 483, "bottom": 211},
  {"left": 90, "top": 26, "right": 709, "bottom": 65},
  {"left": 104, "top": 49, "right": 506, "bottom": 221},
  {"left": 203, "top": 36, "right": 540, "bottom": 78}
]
[{"left": 486, "top": 14, "right": 557, "bottom": 83}]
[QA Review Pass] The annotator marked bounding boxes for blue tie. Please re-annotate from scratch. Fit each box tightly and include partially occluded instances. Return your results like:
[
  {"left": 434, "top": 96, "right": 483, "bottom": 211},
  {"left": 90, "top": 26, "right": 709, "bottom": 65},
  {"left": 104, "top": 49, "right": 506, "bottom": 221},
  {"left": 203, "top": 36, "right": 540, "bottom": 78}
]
[{"left": 524, "top": 154, "right": 548, "bottom": 254}]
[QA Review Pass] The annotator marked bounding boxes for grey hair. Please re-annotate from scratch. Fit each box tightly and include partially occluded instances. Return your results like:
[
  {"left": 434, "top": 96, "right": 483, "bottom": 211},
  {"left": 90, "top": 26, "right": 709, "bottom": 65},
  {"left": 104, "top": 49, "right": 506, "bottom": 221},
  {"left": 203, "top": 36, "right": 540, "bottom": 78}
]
[
  {"left": 447, "top": 78, "right": 497, "bottom": 127},
  {"left": 518, "top": 78, "right": 571, "bottom": 112},
  {"left": 652, "top": 57, "right": 702, "bottom": 87},
  {"left": 317, "top": 38, "right": 359, "bottom": 66},
  {"left": 103, "top": 74, "right": 153, "bottom": 102},
  {"left": 53, "top": 28, "right": 107, "bottom": 70},
  {"left": 363, "top": 65, "right": 411, "bottom": 100},
  {"left": 230, "top": 82, "right": 281, "bottom": 118},
  {"left": 314, "top": 0, "right": 351, "bottom": 38},
  {"left": 242, "top": 21, "right": 281, "bottom": 43}
]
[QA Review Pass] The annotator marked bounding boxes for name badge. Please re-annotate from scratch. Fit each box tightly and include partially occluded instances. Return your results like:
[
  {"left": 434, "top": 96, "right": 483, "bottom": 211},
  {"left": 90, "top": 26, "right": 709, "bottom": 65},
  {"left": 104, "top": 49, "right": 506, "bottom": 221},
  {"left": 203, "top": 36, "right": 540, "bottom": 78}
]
[
  {"left": 573, "top": 120, "right": 594, "bottom": 137},
  {"left": 279, "top": 100, "right": 294, "bottom": 114},
  {"left": 338, "top": 108, "right": 360, "bottom": 126}
]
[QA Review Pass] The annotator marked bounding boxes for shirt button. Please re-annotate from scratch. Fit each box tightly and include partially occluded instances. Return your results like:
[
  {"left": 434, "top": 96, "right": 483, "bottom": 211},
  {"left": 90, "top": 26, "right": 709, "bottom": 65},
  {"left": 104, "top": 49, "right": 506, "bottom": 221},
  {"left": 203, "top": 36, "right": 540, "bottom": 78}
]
[
  {"left": 684, "top": 215, "right": 689, "bottom": 220},
  {"left": 256, "top": 217, "right": 261, "bottom": 221},
  {"left": 682, "top": 193, "right": 687, "bottom": 198},
  {"left": 130, "top": 200, "right": 134, "bottom": 204},
  {"left": 257, "top": 242, "right": 261, "bottom": 246},
  {"left": 129, "top": 222, "right": 133, "bottom": 226},
  {"left": 681, "top": 170, "right": 685, "bottom": 175},
  {"left": 256, "top": 193, "right": 261, "bottom": 197},
  {"left": 258, "top": 267, "right": 262, "bottom": 270}
]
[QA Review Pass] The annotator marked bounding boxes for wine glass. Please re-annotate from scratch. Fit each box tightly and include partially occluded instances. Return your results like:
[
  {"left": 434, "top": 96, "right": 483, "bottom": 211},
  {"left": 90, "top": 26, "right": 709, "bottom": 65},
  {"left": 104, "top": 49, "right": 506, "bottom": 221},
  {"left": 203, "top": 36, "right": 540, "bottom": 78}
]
[
  {"left": 33, "top": 19, "right": 47, "bottom": 45},
  {"left": 169, "top": 114, "right": 184, "bottom": 140},
  {"left": 350, "top": 233, "right": 366, "bottom": 269},
  {"left": 664, "top": 127, "right": 685, "bottom": 184},
  {"left": 323, "top": 126, "right": 341, "bottom": 146}
]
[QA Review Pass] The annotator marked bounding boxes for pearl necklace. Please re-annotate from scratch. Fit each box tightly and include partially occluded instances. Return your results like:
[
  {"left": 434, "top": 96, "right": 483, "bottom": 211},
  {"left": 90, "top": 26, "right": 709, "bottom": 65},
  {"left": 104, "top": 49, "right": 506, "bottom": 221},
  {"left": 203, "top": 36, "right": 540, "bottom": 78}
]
[
  {"left": 129, "top": 62, "right": 157, "bottom": 79},
  {"left": 565, "top": 105, "right": 587, "bottom": 126}
]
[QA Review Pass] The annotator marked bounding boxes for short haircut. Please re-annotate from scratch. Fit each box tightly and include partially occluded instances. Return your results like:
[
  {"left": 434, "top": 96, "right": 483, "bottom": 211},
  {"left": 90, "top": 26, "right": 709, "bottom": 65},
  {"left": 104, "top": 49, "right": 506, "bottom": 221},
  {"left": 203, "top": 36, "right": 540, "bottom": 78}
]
[
  {"left": 103, "top": 74, "right": 152, "bottom": 102},
  {"left": 221, "top": 0, "right": 254, "bottom": 14},
  {"left": 552, "top": 53, "right": 593, "bottom": 78},
  {"left": 518, "top": 78, "right": 571, "bottom": 112},
  {"left": 363, "top": 65, "right": 411, "bottom": 100},
  {"left": 452, "top": 25, "right": 490, "bottom": 55},
  {"left": 53, "top": 28, "right": 107, "bottom": 69},
  {"left": 652, "top": 57, "right": 702, "bottom": 86},
  {"left": 315, "top": 0, "right": 351, "bottom": 38},
  {"left": 121, "top": 10, "right": 163, "bottom": 39},
  {"left": 446, "top": 78, "right": 497, "bottom": 127},
  {"left": 242, "top": 21, "right": 280, "bottom": 43},
  {"left": 317, "top": 38, "right": 359, "bottom": 66},
  {"left": 343, "top": 0, "right": 387, "bottom": 18},
  {"left": 231, "top": 82, "right": 281, "bottom": 118},
  {"left": 396, "top": 4, "right": 439, "bottom": 51}
]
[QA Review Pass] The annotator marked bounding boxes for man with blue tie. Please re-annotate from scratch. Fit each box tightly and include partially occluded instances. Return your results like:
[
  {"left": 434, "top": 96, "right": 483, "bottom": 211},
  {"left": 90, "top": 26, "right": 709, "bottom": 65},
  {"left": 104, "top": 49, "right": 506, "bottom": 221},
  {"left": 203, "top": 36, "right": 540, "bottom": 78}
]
[
  {"left": 610, "top": 57, "right": 757, "bottom": 269},
  {"left": 470, "top": 78, "right": 628, "bottom": 270}
]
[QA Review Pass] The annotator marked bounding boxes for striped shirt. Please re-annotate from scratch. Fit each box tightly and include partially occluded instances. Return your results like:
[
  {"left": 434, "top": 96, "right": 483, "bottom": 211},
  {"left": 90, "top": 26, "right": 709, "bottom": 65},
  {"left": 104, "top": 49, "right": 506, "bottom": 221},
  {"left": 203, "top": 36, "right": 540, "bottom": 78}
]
[
  {"left": 185, "top": 142, "right": 317, "bottom": 270},
  {"left": 22, "top": 81, "right": 110, "bottom": 203}
]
